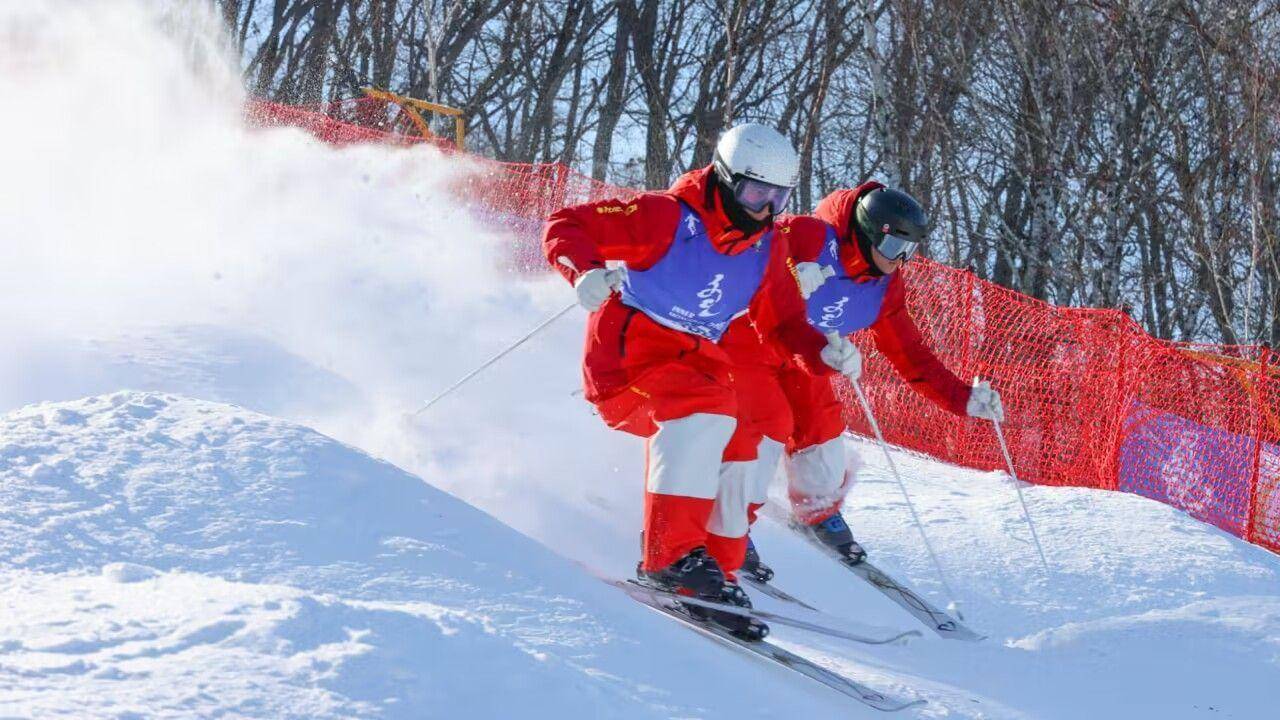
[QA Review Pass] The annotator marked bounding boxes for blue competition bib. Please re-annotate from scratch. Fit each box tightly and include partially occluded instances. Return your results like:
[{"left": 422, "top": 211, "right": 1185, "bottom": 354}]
[
  {"left": 620, "top": 202, "right": 771, "bottom": 342},
  {"left": 805, "top": 227, "right": 891, "bottom": 334}
]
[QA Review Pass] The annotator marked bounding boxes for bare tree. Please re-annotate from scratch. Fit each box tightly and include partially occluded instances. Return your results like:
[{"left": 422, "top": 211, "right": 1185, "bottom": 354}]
[{"left": 225, "top": 0, "right": 1280, "bottom": 344}]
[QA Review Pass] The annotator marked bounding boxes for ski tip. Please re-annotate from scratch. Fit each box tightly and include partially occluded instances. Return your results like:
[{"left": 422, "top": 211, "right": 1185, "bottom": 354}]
[
  {"left": 934, "top": 623, "right": 986, "bottom": 642},
  {"left": 866, "top": 694, "right": 929, "bottom": 713}
]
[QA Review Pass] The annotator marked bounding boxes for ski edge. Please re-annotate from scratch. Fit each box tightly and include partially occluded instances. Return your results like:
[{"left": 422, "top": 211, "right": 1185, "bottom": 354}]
[
  {"left": 613, "top": 579, "right": 920, "bottom": 646},
  {"left": 740, "top": 575, "right": 819, "bottom": 611},
  {"left": 783, "top": 522, "right": 985, "bottom": 641},
  {"left": 847, "top": 560, "right": 986, "bottom": 642},
  {"left": 612, "top": 578, "right": 928, "bottom": 713}
]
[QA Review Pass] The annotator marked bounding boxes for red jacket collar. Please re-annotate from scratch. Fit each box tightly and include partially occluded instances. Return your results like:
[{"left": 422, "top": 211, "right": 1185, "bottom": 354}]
[
  {"left": 813, "top": 181, "right": 884, "bottom": 278},
  {"left": 667, "top": 166, "right": 770, "bottom": 255}
]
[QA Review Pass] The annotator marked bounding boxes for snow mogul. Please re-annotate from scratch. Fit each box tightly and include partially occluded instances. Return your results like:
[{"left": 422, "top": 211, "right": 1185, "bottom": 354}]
[
  {"left": 723, "top": 183, "right": 1007, "bottom": 582},
  {"left": 541, "top": 124, "right": 835, "bottom": 640}
]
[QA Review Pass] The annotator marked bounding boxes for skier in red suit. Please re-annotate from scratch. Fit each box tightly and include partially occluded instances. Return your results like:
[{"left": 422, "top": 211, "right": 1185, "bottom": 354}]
[
  {"left": 540, "top": 124, "right": 840, "bottom": 639},
  {"left": 726, "top": 184, "right": 1006, "bottom": 580}
]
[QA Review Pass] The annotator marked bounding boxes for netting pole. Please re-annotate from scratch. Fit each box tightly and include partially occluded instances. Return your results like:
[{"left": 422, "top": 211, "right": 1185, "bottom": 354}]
[
  {"left": 1244, "top": 351, "right": 1271, "bottom": 544},
  {"left": 1103, "top": 314, "right": 1135, "bottom": 492},
  {"left": 958, "top": 269, "right": 978, "bottom": 462},
  {"left": 411, "top": 301, "right": 577, "bottom": 417},
  {"left": 553, "top": 163, "right": 571, "bottom": 208},
  {"left": 960, "top": 268, "right": 977, "bottom": 384},
  {"left": 992, "top": 420, "right": 1053, "bottom": 585},
  {"left": 850, "top": 379, "right": 963, "bottom": 614}
]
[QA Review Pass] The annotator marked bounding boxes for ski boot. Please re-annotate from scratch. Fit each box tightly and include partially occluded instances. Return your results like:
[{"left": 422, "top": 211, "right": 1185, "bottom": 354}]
[
  {"left": 637, "top": 548, "right": 769, "bottom": 641},
  {"left": 740, "top": 535, "right": 775, "bottom": 583},
  {"left": 636, "top": 546, "right": 726, "bottom": 598},
  {"left": 808, "top": 512, "right": 867, "bottom": 564}
]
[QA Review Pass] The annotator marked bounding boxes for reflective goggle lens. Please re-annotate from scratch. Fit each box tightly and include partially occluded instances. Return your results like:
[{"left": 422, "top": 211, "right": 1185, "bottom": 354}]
[
  {"left": 732, "top": 177, "right": 793, "bottom": 214},
  {"left": 877, "top": 232, "right": 919, "bottom": 261}
]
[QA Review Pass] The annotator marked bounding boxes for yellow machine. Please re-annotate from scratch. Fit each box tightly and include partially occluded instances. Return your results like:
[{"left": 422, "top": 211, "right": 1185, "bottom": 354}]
[{"left": 362, "top": 87, "right": 466, "bottom": 150}]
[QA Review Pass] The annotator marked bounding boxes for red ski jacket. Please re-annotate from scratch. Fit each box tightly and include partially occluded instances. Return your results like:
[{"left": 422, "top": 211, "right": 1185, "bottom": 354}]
[
  {"left": 541, "top": 166, "right": 823, "bottom": 400},
  {"left": 717, "top": 214, "right": 828, "bottom": 373},
  {"left": 810, "top": 183, "right": 970, "bottom": 415}
]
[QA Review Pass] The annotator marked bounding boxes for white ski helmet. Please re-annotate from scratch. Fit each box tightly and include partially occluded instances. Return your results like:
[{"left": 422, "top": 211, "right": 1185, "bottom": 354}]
[
  {"left": 712, "top": 123, "right": 800, "bottom": 214},
  {"left": 713, "top": 123, "right": 800, "bottom": 189}
]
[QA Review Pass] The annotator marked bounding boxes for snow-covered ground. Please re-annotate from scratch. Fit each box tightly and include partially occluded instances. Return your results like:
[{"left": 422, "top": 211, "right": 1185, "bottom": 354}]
[
  {"left": 3, "top": 392, "right": 1277, "bottom": 719},
  {"left": 2, "top": 1, "right": 1278, "bottom": 718},
  {"left": 2, "top": 392, "right": 897, "bottom": 719}
]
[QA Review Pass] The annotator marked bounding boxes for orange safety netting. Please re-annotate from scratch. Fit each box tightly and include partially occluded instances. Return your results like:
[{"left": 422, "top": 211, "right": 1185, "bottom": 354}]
[
  {"left": 247, "top": 97, "right": 456, "bottom": 149},
  {"left": 248, "top": 99, "right": 1280, "bottom": 556}
]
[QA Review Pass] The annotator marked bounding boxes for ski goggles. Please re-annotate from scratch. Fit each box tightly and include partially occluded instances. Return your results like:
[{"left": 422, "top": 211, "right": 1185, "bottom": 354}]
[
  {"left": 874, "top": 228, "right": 920, "bottom": 262},
  {"left": 730, "top": 176, "right": 793, "bottom": 214}
]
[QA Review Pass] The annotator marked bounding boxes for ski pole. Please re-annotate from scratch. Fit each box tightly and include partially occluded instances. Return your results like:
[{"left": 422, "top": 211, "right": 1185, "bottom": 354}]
[
  {"left": 991, "top": 418, "right": 1053, "bottom": 584},
  {"left": 849, "top": 376, "right": 963, "bottom": 617},
  {"left": 411, "top": 301, "right": 577, "bottom": 417}
]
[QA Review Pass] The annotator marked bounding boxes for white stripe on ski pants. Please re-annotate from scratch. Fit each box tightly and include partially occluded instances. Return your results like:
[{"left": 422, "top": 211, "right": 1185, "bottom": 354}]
[
  {"left": 646, "top": 413, "right": 737, "bottom": 499},
  {"left": 785, "top": 436, "right": 859, "bottom": 519},
  {"left": 709, "top": 437, "right": 784, "bottom": 538}
]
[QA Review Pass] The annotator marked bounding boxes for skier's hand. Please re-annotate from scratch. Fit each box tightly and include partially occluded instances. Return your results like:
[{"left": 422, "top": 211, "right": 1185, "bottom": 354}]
[
  {"left": 573, "top": 268, "right": 622, "bottom": 312},
  {"left": 967, "top": 379, "right": 1004, "bottom": 422},
  {"left": 821, "top": 331, "right": 862, "bottom": 381},
  {"left": 794, "top": 262, "right": 836, "bottom": 299}
]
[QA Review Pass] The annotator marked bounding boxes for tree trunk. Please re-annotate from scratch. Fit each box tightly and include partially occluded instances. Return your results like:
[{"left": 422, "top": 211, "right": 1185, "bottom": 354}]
[{"left": 591, "top": 1, "right": 632, "bottom": 181}]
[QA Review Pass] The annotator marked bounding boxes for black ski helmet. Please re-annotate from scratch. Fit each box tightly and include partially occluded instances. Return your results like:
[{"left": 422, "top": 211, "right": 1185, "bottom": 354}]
[{"left": 853, "top": 187, "right": 930, "bottom": 263}]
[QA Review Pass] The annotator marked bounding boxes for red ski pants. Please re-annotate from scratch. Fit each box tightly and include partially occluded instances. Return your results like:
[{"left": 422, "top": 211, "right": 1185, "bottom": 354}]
[
  {"left": 732, "top": 358, "right": 855, "bottom": 526},
  {"left": 584, "top": 300, "right": 762, "bottom": 575}
]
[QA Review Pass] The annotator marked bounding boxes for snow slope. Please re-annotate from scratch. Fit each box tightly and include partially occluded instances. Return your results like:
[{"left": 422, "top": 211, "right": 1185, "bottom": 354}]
[
  {"left": 2, "top": 1, "right": 1278, "bottom": 718},
  {"left": 0, "top": 392, "right": 915, "bottom": 719},
  {"left": 3, "top": 394, "right": 1276, "bottom": 719}
]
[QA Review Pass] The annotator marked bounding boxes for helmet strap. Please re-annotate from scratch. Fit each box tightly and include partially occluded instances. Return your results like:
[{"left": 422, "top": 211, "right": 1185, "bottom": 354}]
[
  {"left": 850, "top": 212, "right": 886, "bottom": 277},
  {"left": 849, "top": 196, "right": 890, "bottom": 274},
  {"left": 713, "top": 175, "right": 769, "bottom": 238}
]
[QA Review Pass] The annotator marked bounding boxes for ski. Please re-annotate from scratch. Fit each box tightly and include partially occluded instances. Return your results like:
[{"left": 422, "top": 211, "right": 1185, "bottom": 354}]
[
  {"left": 608, "top": 579, "right": 919, "bottom": 646},
  {"left": 788, "top": 521, "right": 985, "bottom": 641},
  {"left": 739, "top": 574, "right": 819, "bottom": 611},
  {"left": 613, "top": 579, "right": 927, "bottom": 713}
]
